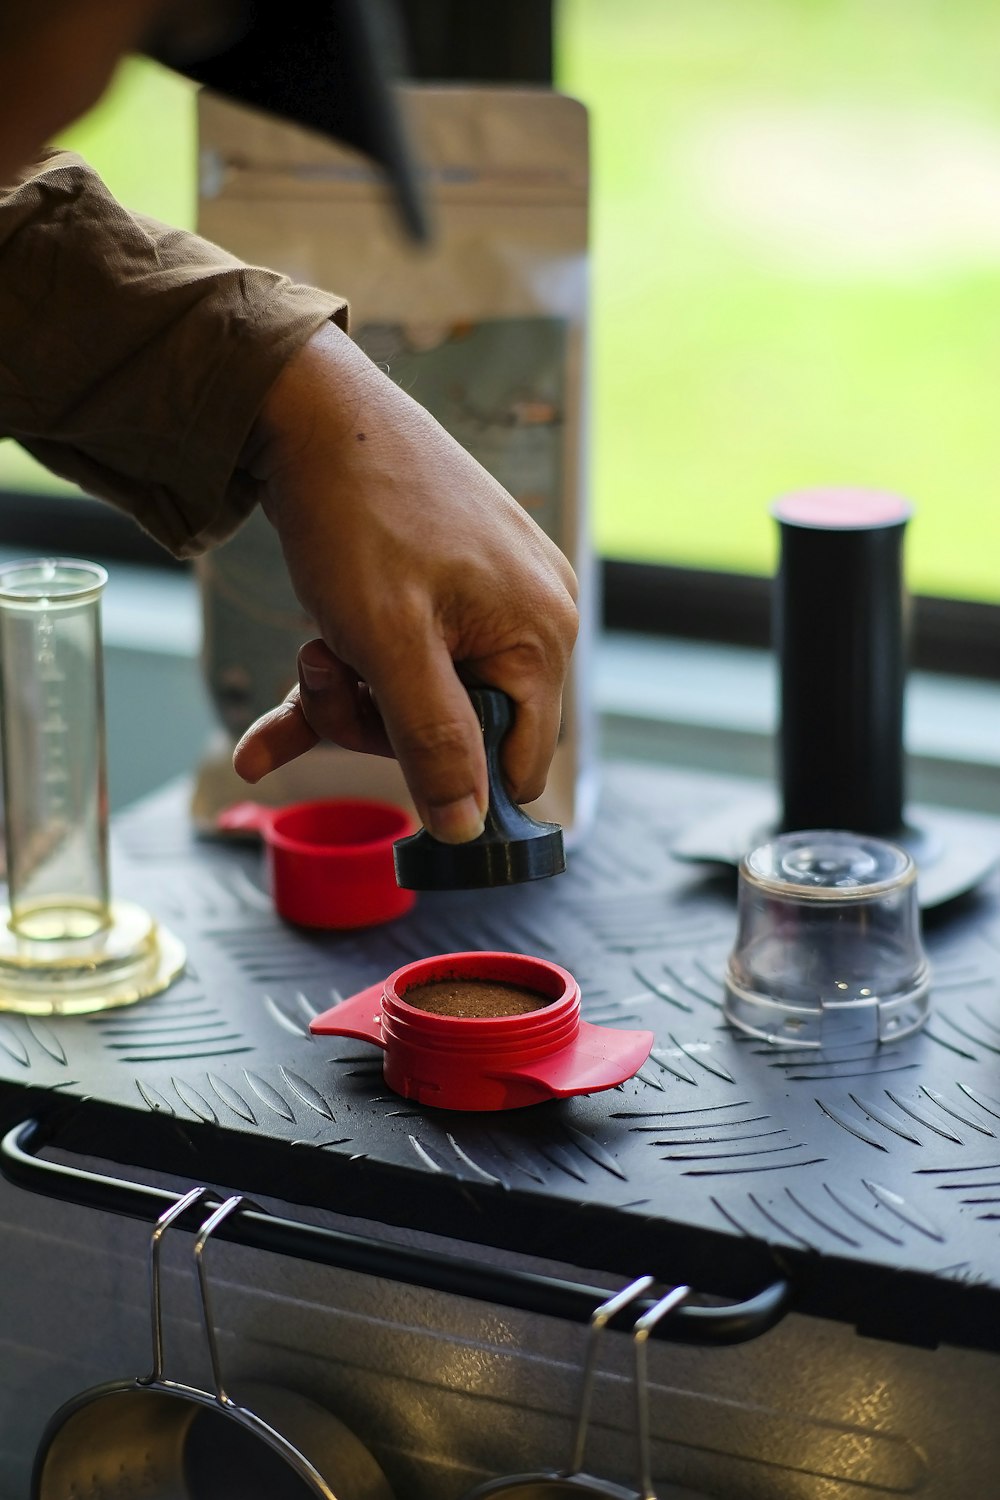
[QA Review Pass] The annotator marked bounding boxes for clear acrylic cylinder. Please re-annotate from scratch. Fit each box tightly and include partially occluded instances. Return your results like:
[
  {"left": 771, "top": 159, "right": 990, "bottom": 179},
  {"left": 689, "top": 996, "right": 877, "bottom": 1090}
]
[
  {"left": 0, "top": 558, "right": 184, "bottom": 1014},
  {"left": 0, "top": 559, "right": 110, "bottom": 938}
]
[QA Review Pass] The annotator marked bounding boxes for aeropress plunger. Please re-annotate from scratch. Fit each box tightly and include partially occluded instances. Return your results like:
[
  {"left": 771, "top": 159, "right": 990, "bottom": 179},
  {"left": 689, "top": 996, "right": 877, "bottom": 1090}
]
[
  {"left": 393, "top": 687, "right": 566, "bottom": 890},
  {"left": 673, "top": 488, "right": 999, "bottom": 908}
]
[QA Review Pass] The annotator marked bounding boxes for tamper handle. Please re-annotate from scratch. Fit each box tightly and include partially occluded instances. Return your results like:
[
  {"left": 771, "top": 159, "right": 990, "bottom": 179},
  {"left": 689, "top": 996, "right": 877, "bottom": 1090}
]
[{"left": 392, "top": 687, "right": 566, "bottom": 890}]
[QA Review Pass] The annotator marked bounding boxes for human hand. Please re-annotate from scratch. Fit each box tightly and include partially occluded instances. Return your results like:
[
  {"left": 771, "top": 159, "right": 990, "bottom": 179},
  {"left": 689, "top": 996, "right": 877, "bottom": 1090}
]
[{"left": 233, "top": 322, "right": 579, "bottom": 844}]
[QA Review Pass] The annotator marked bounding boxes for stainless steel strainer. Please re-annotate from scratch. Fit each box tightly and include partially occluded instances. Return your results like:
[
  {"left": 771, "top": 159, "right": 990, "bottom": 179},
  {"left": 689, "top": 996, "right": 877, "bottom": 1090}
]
[
  {"left": 33, "top": 1187, "right": 395, "bottom": 1500},
  {"left": 461, "top": 1277, "right": 711, "bottom": 1500}
]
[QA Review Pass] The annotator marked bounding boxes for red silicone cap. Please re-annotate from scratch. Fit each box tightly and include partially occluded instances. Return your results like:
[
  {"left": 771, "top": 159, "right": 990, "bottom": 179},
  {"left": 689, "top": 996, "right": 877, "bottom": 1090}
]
[
  {"left": 310, "top": 951, "right": 653, "bottom": 1111},
  {"left": 217, "top": 798, "right": 416, "bottom": 929}
]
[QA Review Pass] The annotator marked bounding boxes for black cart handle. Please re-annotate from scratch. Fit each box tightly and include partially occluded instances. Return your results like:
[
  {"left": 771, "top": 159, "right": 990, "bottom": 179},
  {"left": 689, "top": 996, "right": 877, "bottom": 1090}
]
[{"left": 0, "top": 1117, "right": 790, "bottom": 1346}]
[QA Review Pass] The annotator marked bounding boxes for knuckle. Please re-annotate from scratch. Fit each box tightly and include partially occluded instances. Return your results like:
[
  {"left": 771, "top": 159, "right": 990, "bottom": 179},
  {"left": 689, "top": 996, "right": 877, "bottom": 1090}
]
[
  {"left": 557, "top": 559, "right": 580, "bottom": 606},
  {"left": 554, "top": 589, "right": 580, "bottom": 646},
  {"left": 524, "top": 575, "right": 579, "bottom": 656},
  {"left": 397, "top": 715, "right": 472, "bottom": 769},
  {"left": 300, "top": 700, "right": 351, "bottom": 745},
  {"left": 506, "top": 604, "right": 577, "bottom": 679}
]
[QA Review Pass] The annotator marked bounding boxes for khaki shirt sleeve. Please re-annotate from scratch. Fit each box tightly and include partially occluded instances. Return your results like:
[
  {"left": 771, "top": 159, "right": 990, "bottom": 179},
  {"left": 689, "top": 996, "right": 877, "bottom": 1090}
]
[{"left": 0, "top": 150, "right": 347, "bottom": 558}]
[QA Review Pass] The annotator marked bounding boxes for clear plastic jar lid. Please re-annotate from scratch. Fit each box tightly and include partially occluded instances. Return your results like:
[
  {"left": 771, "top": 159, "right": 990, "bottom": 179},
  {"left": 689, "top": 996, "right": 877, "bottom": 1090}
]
[
  {"left": 743, "top": 830, "right": 915, "bottom": 899},
  {"left": 725, "top": 830, "right": 930, "bottom": 1049}
]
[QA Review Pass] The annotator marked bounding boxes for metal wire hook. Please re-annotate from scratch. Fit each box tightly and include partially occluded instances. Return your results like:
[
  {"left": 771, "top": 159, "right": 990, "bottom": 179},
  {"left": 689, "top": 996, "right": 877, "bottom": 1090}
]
[
  {"left": 567, "top": 1276, "right": 655, "bottom": 1477},
  {"left": 194, "top": 1193, "right": 262, "bottom": 1407},
  {"left": 565, "top": 1277, "right": 691, "bottom": 1497},
  {"left": 139, "top": 1185, "right": 263, "bottom": 1404},
  {"left": 141, "top": 1184, "right": 215, "bottom": 1386},
  {"left": 632, "top": 1285, "right": 690, "bottom": 1500}
]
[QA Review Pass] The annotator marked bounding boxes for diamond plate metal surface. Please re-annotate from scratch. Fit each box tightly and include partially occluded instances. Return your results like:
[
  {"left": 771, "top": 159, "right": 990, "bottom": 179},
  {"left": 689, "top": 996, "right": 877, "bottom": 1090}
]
[{"left": 2, "top": 764, "right": 999, "bottom": 1353}]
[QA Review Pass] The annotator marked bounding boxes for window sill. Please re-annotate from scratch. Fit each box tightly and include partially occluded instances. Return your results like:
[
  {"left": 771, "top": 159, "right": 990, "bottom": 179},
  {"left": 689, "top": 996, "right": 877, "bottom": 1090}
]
[
  {"left": 8, "top": 554, "right": 993, "bottom": 815},
  {"left": 596, "top": 631, "right": 999, "bottom": 813}
]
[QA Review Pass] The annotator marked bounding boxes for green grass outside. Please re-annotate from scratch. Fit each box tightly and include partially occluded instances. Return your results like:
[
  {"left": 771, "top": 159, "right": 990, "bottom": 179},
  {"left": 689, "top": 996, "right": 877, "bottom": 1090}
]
[
  {"left": 557, "top": 0, "right": 1000, "bottom": 600},
  {"left": 4, "top": 10, "right": 1000, "bottom": 603}
]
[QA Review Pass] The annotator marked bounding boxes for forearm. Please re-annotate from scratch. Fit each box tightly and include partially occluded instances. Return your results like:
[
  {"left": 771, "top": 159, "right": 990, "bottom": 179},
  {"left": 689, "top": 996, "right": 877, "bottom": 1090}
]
[{"left": 0, "top": 150, "right": 346, "bottom": 556}]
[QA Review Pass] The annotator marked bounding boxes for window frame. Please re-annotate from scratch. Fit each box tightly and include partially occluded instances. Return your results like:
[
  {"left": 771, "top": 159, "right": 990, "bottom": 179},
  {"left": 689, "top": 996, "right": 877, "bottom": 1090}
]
[
  {"left": 1, "top": 0, "right": 996, "bottom": 683},
  {"left": 1, "top": 490, "right": 994, "bottom": 680}
]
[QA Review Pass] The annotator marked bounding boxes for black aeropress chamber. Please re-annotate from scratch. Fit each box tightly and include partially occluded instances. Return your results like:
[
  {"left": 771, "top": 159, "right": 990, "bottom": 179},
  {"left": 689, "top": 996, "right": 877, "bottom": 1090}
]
[
  {"left": 776, "top": 488, "right": 909, "bottom": 837},
  {"left": 393, "top": 688, "right": 566, "bottom": 891},
  {"left": 674, "top": 488, "right": 999, "bottom": 908}
]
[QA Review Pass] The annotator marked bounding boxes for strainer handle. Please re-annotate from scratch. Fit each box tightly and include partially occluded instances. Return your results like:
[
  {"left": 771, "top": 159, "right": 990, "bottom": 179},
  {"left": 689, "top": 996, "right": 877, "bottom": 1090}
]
[
  {"left": 141, "top": 1184, "right": 215, "bottom": 1386},
  {"left": 568, "top": 1277, "right": 654, "bottom": 1475},
  {"left": 632, "top": 1286, "right": 690, "bottom": 1499},
  {"left": 194, "top": 1194, "right": 255, "bottom": 1406},
  {"left": 141, "top": 1186, "right": 260, "bottom": 1402}
]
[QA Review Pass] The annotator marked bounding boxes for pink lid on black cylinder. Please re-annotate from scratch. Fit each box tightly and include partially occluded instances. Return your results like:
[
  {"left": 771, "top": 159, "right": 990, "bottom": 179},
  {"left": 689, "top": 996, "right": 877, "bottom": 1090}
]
[{"left": 772, "top": 487, "right": 913, "bottom": 530}]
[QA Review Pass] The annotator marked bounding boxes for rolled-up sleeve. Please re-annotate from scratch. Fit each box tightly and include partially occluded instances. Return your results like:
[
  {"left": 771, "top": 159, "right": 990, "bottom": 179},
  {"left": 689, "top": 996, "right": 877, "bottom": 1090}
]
[{"left": 0, "top": 149, "right": 347, "bottom": 557}]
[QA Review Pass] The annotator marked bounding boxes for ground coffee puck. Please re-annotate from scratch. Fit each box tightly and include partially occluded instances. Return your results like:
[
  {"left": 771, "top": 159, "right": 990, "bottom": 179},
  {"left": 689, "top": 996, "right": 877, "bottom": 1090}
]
[{"left": 401, "top": 977, "right": 549, "bottom": 1019}]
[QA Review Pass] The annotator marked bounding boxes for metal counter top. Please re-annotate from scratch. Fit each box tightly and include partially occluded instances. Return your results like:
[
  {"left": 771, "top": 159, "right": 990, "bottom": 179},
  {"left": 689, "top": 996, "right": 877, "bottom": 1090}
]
[{"left": 1, "top": 763, "right": 998, "bottom": 1354}]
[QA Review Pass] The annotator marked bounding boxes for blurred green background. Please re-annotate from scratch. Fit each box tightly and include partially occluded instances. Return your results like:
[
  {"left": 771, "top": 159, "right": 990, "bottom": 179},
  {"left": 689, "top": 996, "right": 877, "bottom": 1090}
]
[{"left": 4, "top": 0, "right": 1000, "bottom": 603}]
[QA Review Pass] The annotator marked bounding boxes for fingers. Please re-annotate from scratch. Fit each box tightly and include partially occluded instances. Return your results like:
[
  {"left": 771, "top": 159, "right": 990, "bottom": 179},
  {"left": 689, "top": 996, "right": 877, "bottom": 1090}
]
[
  {"left": 232, "top": 639, "right": 392, "bottom": 784},
  {"left": 232, "top": 691, "right": 318, "bottom": 784},
  {"left": 474, "top": 588, "right": 578, "bottom": 806},
  {"left": 494, "top": 683, "right": 565, "bottom": 807},
  {"left": 360, "top": 636, "right": 489, "bottom": 844},
  {"left": 235, "top": 606, "right": 574, "bottom": 830},
  {"left": 236, "top": 637, "right": 490, "bottom": 844},
  {"left": 294, "top": 639, "right": 394, "bottom": 758}
]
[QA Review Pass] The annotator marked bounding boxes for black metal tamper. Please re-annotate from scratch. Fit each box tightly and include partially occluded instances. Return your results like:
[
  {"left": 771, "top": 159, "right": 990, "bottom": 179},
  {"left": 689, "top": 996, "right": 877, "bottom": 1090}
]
[
  {"left": 674, "top": 488, "right": 999, "bottom": 907},
  {"left": 392, "top": 687, "right": 566, "bottom": 890}
]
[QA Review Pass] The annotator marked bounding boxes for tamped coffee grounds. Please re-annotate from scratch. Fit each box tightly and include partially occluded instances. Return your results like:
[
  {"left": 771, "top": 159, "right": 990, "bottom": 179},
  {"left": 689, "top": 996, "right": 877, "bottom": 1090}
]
[{"left": 402, "top": 977, "right": 549, "bottom": 1019}]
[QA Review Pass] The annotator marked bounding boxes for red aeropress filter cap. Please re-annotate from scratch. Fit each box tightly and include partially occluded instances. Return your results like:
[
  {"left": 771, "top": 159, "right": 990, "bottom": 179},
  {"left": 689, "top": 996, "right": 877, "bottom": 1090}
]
[
  {"left": 216, "top": 799, "right": 416, "bottom": 929},
  {"left": 310, "top": 951, "right": 654, "bottom": 1111}
]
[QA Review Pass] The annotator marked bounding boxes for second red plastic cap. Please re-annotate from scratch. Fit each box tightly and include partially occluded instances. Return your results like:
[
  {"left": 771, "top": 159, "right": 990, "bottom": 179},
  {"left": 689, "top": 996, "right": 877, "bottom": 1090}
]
[{"left": 217, "top": 798, "right": 416, "bottom": 929}]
